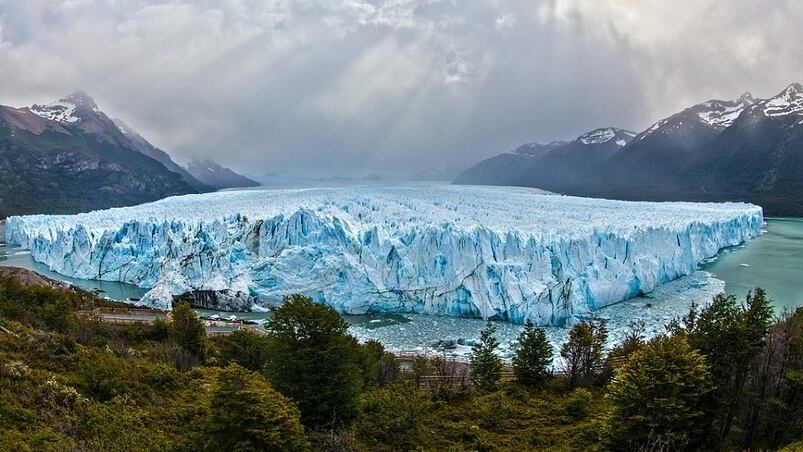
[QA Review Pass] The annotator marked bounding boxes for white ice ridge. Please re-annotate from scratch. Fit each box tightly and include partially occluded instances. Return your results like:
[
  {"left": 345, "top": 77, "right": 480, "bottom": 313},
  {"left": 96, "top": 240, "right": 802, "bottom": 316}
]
[{"left": 4, "top": 185, "right": 764, "bottom": 325}]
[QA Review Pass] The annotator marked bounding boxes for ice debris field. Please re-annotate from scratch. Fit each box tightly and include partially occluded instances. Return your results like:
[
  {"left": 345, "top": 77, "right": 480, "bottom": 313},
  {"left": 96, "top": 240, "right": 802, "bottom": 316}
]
[{"left": 5, "top": 185, "right": 764, "bottom": 326}]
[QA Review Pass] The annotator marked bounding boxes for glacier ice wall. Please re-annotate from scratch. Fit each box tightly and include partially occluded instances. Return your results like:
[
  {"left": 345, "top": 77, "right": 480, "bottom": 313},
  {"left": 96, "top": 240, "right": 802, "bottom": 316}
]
[{"left": 4, "top": 185, "right": 764, "bottom": 325}]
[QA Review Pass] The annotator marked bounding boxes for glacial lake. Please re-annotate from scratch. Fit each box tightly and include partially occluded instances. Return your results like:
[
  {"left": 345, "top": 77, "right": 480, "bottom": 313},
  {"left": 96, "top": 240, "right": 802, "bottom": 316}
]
[{"left": 2, "top": 217, "right": 802, "bottom": 356}]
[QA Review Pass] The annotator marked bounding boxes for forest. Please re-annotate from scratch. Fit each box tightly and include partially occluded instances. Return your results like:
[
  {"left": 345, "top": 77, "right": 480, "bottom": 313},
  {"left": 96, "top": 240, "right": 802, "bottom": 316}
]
[{"left": 0, "top": 275, "right": 801, "bottom": 451}]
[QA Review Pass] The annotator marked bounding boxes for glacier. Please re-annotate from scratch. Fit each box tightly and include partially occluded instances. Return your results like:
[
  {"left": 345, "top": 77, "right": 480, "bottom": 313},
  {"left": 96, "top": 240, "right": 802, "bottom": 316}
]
[{"left": 4, "top": 185, "right": 764, "bottom": 325}]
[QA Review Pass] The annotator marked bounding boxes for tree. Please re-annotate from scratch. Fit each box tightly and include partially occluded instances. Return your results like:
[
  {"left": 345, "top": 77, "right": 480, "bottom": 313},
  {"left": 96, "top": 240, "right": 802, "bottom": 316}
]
[
  {"left": 263, "top": 294, "right": 364, "bottom": 427},
  {"left": 686, "top": 290, "right": 773, "bottom": 443},
  {"left": 741, "top": 307, "right": 803, "bottom": 449},
  {"left": 512, "top": 321, "right": 553, "bottom": 388},
  {"left": 605, "top": 335, "right": 712, "bottom": 451},
  {"left": 560, "top": 321, "right": 608, "bottom": 388},
  {"left": 359, "top": 339, "right": 400, "bottom": 387},
  {"left": 169, "top": 301, "right": 209, "bottom": 364},
  {"left": 600, "top": 321, "right": 645, "bottom": 384},
  {"left": 218, "top": 330, "right": 269, "bottom": 371},
  {"left": 470, "top": 322, "right": 503, "bottom": 390},
  {"left": 207, "top": 364, "right": 309, "bottom": 451}
]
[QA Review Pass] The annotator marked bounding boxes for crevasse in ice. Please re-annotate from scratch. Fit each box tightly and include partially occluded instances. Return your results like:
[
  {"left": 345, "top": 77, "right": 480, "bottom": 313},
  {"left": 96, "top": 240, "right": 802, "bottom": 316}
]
[{"left": 4, "top": 185, "right": 764, "bottom": 325}]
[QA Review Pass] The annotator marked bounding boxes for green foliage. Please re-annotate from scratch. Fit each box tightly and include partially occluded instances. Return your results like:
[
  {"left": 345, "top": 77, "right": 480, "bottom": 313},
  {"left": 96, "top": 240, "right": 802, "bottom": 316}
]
[
  {"left": 82, "top": 395, "right": 172, "bottom": 451},
  {"left": 354, "top": 386, "right": 432, "bottom": 451},
  {"left": 600, "top": 321, "right": 645, "bottom": 384},
  {"left": 206, "top": 364, "right": 309, "bottom": 452},
  {"left": 684, "top": 290, "right": 774, "bottom": 444},
  {"left": 76, "top": 349, "right": 140, "bottom": 401},
  {"left": 169, "top": 300, "right": 209, "bottom": 364},
  {"left": 470, "top": 322, "right": 503, "bottom": 390},
  {"left": 563, "top": 387, "right": 594, "bottom": 420},
  {"left": 0, "top": 277, "right": 82, "bottom": 332},
  {"left": 741, "top": 307, "right": 803, "bottom": 449},
  {"left": 218, "top": 330, "right": 269, "bottom": 371},
  {"left": 512, "top": 321, "right": 553, "bottom": 388},
  {"left": 3, "top": 279, "right": 802, "bottom": 451},
  {"left": 264, "top": 294, "right": 365, "bottom": 427},
  {"left": 560, "top": 320, "right": 608, "bottom": 388},
  {"left": 605, "top": 334, "right": 712, "bottom": 451}
]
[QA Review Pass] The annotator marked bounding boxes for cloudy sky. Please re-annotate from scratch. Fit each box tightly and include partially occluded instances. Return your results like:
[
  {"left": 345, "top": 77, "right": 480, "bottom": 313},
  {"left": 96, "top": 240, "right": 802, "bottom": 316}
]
[{"left": 0, "top": 0, "right": 801, "bottom": 178}]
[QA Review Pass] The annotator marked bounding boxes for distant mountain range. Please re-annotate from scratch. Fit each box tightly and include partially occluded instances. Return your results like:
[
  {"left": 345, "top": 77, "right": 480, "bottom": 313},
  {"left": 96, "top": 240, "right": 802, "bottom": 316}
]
[
  {"left": 0, "top": 92, "right": 258, "bottom": 218},
  {"left": 185, "top": 158, "right": 259, "bottom": 190},
  {"left": 455, "top": 83, "right": 803, "bottom": 216}
]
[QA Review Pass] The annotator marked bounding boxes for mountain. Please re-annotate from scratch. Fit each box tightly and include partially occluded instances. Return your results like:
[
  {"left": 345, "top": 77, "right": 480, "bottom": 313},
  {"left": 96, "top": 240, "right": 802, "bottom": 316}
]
[
  {"left": 455, "top": 83, "right": 803, "bottom": 216},
  {"left": 453, "top": 128, "right": 636, "bottom": 190},
  {"left": 583, "top": 93, "right": 757, "bottom": 197},
  {"left": 0, "top": 93, "right": 198, "bottom": 218},
  {"left": 112, "top": 119, "right": 212, "bottom": 192},
  {"left": 453, "top": 141, "right": 566, "bottom": 186},
  {"left": 185, "top": 158, "right": 259, "bottom": 190}
]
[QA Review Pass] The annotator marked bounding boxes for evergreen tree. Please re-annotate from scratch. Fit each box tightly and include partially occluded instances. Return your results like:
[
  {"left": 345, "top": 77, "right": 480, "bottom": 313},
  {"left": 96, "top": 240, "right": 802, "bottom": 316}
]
[
  {"left": 207, "top": 364, "right": 309, "bottom": 451},
  {"left": 512, "top": 321, "right": 553, "bottom": 388},
  {"left": 605, "top": 335, "right": 712, "bottom": 451},
  {"left": 264, "top": 294, "right": 364, "bottom": 427},
  {"left": 470, "top": 322, "right": 503, "bottom": 390},
  {"left": 560, "top": 320, "right": 607, "bottom": 388},
  {"left": 169, "top": 301, "right": 209, "bottom": 363}
]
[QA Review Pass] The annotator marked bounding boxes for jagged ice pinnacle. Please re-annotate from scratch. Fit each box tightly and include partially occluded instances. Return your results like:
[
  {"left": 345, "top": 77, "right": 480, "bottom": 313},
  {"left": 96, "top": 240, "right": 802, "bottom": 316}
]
[{"left": 4, "top": 185, "right": 763, "bottom": 325}]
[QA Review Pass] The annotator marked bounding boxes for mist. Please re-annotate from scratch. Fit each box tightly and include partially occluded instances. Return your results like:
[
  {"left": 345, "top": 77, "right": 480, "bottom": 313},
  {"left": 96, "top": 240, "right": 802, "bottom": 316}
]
[{"left": 1, "top": 0, "right": 802, "bottom": 178}]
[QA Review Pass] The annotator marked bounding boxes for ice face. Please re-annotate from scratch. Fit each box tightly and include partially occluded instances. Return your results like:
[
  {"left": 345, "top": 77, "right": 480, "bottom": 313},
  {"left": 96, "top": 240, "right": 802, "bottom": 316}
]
[{"left": 4, "top": 185, "right": 764, "bottom": 325}]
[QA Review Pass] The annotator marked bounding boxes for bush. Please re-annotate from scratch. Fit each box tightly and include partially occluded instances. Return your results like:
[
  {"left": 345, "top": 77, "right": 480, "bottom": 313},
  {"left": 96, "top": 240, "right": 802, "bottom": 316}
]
[
  {"left": 169, "top": 301, "right": 209, "bottom": 365},
  {"left": 605, "top": 335, "right": 712, "bottom": 451},
  {"left": 206, "top": 364, "right": 309, "bottom": 451},
  {"left": 218, "top": 330, "right": 269, "bottom": 371},
  {"left": 354, "top": 386, "right": 432, "bottom": 450}
]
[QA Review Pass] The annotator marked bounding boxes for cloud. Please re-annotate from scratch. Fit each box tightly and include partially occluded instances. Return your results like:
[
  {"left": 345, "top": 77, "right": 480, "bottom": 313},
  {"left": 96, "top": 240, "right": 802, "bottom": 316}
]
[{"left": 0, "top": 0, "right": 802, "bottom": 177}]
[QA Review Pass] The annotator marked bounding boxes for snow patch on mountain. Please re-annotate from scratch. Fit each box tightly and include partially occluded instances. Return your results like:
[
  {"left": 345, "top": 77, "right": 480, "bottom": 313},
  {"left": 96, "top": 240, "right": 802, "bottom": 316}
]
[
  {"left": 28, "top": 92, "right": 100, "bottom": 124},
  {"left": 696, "top": 93, "right": 755, "bottom": 128},
  {"left": 4, "top": 185, "right": 763, "bottom": 325},
  {"left": 578, "top": 128, "right": 616, "bottom": 144},
  {"left": 762, "top": 83, "right": 803, "bottom": 117},
  {"left": 29, "top": 101, "right": 81, "bottom": 123}
]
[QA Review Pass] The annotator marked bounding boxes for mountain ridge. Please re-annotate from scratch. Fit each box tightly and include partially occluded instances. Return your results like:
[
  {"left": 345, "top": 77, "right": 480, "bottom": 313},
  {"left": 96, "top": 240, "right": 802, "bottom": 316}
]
[{"left": 454, "top": 82, "right": 803, "bottom": 216}]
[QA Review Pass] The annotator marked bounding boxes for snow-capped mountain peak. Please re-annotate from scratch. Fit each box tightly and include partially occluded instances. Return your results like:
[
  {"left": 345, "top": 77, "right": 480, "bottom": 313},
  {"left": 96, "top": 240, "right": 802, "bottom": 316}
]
[
  {"left": 694, "top": 94, "right": 755, "bottom": 128},
  {"left": 761, "top": 82, "right": 803, "bottom": 117},
  {"left": 29, "top": 91, "right": 99, "bottom": 123},
  {"left": 575, "top": 127, "right": 636, "bottom": 147}
]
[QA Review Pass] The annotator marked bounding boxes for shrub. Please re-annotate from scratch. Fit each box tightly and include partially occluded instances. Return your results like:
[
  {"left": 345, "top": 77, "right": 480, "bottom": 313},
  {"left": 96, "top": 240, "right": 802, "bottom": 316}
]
[
  {"left": 605, "top": 335, "right": 712, "bottom": 451},
  {"left": 206, "top": 364, "right": 309, "bottom": 451}
]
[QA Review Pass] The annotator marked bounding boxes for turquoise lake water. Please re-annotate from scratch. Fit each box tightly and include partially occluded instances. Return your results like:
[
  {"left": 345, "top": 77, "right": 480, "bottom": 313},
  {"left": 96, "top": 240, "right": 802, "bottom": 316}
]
[{"left": 701, "top": 218, "right": 803, "bottom": 312}]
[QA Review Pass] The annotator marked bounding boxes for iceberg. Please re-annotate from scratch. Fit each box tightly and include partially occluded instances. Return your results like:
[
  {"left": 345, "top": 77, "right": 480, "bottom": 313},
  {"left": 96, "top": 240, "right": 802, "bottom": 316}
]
[{"left": 4, "top": 185, "right": 763, "bottom": 325}]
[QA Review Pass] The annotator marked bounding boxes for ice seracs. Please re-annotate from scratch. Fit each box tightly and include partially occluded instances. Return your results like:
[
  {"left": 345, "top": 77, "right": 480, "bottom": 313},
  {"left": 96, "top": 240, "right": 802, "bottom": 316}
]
[{"left": 4, "top": 185, "right": 764, "bottom": 325}]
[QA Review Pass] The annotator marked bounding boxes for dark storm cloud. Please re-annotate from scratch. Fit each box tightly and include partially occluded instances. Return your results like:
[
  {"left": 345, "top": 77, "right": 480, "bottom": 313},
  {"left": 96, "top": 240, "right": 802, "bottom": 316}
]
[{"left": 1, "top": 0, "right": 802, "bottom": 177}]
